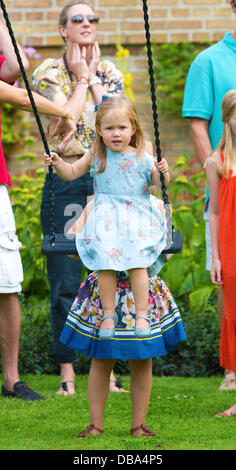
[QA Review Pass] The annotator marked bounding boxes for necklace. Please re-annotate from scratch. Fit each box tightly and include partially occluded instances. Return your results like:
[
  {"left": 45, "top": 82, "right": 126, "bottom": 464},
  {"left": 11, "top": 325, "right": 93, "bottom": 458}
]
[{"left": 63, "top": 52, "right": 92, "bottom": 146}]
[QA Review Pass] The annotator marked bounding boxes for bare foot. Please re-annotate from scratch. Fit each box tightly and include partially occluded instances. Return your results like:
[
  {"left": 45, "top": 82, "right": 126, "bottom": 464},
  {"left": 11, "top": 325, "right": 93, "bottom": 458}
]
[
  {"left": 215, "top": 403, "right": 236, "bottom": 417},
  {"left": 109, "top": 379, "right": 129, "bottom": 393},
  {"left": 57, "top": 381, "right": 75, "bottom": 396}
]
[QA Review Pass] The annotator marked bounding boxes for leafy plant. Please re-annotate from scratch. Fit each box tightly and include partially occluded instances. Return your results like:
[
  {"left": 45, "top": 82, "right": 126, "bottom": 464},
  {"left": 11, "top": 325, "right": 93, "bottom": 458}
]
[
  {"left": 1, "top": 47, "right": 42, "bottom": 150},
  {"left": 9, "top": 162, "right": 49, "bottom": 298},
  {"left": 116, "top": 40, "right": 135, "bottom": 102},
  {"left": 151, "top": 41, "right": 213, "bottom": 117},
  {"left": 160, "top": 153, "right": 219, "bottom": 312}
]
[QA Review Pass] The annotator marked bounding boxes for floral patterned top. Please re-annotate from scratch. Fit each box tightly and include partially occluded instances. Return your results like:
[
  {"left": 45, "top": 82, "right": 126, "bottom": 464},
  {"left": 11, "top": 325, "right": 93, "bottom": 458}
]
[{"left": 32, "top": 58, "right": 124, "bottom": 156}]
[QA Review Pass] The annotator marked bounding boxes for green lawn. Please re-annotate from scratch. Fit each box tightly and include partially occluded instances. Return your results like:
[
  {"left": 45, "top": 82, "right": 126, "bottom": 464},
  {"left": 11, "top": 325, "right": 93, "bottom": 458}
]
[{"left": 0, "top": 374, "right": 235, "bottom": 451}]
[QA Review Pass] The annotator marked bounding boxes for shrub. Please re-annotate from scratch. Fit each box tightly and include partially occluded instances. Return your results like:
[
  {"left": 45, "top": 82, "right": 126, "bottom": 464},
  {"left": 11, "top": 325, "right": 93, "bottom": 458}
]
[
  {"left": 10, "top": 166, "right": 49, "bottom": 298},
  {"left": 151, "top": 41, "right": 213, "bottom": 117}
]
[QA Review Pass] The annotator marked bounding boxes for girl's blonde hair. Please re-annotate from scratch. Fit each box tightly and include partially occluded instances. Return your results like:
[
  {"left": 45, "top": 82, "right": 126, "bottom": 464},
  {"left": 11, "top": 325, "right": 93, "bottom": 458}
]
[
  {"left": 215, "top": 89, "right": 236, "bottom": 177},
  {"left": 59, "top": 1, "right": 94, "bottom": 27},
  {"left": 92, "top": 95, "right": 145, "bottom": 173}
]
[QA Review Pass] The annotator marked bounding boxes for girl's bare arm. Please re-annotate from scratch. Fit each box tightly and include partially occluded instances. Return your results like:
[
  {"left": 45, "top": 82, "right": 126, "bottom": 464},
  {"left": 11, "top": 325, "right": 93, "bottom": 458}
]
[
  {"left": 44, "top": 150, "right": 91, "bottom": 181},
  {"left": 205, "top": 154, "right": 222, "bottom": 284}
]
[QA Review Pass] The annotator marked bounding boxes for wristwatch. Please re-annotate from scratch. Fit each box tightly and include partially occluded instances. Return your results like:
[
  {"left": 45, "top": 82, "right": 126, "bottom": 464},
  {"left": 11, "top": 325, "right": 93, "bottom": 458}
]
[{"left": 89, "top": 76, "right": 102, "bottom": 86}]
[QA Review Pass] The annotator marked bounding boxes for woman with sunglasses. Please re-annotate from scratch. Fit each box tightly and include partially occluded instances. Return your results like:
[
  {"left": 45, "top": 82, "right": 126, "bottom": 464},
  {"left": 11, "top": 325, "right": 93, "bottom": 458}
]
[{"left": 32, "top": 0, "right": 124, "bottom": 396}]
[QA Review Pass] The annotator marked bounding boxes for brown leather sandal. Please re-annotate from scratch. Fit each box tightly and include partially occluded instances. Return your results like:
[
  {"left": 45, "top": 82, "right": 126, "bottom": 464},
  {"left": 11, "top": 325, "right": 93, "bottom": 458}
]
[
  {"left": 130, "top": 424, "right": 156, "bottom": 437},
  {"left": 77, "top": 424, "right": 104, "bottom": 438}
]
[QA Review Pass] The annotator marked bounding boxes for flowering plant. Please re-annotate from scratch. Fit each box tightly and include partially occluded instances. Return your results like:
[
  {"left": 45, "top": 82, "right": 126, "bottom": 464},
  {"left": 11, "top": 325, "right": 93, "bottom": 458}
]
[{"left": 116, "top": 42, "right": 134, "bottom": 102}]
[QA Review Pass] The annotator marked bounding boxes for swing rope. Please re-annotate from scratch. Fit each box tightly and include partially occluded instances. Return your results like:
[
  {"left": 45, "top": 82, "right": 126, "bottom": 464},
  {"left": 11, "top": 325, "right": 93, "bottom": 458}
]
[
  {"left": 142, "top": 0, "right": 172, "bottom": 248},
  {"left": 0, "top": 0, "right": 182, "bottom": 255},
  {"left": 0, "top": 0, "right": 56, "bottom": 245}
]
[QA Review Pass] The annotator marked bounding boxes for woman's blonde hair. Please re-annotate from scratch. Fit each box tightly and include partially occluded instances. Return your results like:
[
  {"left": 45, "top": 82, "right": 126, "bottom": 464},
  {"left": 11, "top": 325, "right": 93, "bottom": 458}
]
[
  {"left": 215, "top": 89, "right": 236, "bottom": 178},
  {"left": 59, "top": 1, "right": 94, "bottom": 27},
  {"left": 92, "top": 95, "right": 145, "bottom": 173}
]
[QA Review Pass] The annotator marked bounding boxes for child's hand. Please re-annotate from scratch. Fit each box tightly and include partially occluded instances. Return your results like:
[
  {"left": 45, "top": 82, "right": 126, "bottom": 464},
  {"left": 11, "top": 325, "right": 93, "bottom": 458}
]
[
  {"left": 44, "top": 151, "right": 61, "bottom": 167},
  {"left": 156, "top": 158, "right": 169, "bottom": 174},
  {"left": 210, "top": 258, "right": 224, "bottom": 285}
]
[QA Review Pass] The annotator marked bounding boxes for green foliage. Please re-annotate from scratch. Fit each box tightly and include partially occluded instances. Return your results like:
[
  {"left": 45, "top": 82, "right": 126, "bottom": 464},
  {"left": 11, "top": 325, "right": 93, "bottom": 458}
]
[
  {"left": 9, "top": 164, "right": 49, "bottom": 298},
  {"left": 151, "top": 41, "right": 213, "bottom": 116},
  {"left": 160, "top": 153, "right": 219, "bottom": 310},
  {"left": 18, "top": 295, "right": 55, "bottom": 375},
  {"left": 1, "top": 103, "right": 30, "bottom": 146}
]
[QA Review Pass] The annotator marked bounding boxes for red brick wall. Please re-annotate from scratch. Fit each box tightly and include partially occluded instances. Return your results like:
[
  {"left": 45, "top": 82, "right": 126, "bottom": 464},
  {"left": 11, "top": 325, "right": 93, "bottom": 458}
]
[{"left": 3, "top": 0, "right": 234, "bottom": 46}]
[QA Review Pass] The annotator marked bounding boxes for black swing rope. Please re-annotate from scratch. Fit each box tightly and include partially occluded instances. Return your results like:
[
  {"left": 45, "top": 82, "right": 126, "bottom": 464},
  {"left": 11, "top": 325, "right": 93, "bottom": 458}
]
[
  {"left": 141, "top": 0, "right": 172, "bottom": 250},
  {"left": 0, "top": 0, "right": 182, "bottom": 255},
  {"left": 0, "top": 0, "right": 57, "bottom": 246}
]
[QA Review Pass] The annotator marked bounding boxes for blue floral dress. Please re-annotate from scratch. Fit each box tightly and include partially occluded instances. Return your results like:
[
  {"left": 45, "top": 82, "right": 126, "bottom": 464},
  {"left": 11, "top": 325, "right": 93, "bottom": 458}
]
[
  {"left": 60, "top": 271, "right": 186, "bottom": 360},
  {"left": 75, "top": 149, "right": 167, "bottom": 274}
]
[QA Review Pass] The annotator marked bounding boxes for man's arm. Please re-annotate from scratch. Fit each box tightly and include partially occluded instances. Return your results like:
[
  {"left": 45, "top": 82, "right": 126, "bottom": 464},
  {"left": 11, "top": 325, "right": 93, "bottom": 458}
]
[
  {"left": 190, "top": 117, "right": 212, "bottom": 168},
  {"left": 0, "top": 20, "right": 29, "bottom": 83}
]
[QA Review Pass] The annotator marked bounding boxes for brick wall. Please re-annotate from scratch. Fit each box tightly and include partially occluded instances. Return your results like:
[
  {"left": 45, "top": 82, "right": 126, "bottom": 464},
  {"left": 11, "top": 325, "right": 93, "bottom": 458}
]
[
  {"left": 2, "top": 0, "right": 236, "bottom": 176},
  {"left": 2, "top": 0, "right": 234, "bottom": 46}
]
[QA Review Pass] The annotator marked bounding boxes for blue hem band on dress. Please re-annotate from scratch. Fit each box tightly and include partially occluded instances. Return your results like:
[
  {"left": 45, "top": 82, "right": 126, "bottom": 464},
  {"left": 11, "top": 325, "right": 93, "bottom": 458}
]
[{"left": 60, "top": 272, "right": 186, "bottom": 360}]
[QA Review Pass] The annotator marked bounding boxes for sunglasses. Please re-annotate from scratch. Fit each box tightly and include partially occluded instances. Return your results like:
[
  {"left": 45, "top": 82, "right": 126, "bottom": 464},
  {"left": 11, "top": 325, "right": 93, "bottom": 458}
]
[{"left": 70, "top": 15, "right": 99, "bottom": 24}]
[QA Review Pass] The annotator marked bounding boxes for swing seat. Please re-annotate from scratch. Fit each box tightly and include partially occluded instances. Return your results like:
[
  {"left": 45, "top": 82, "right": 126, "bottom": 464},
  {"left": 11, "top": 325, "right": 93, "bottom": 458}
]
[
  {"left": 41, "top": 233, "right": 77, "bottom": 255},
  {"left": 162, "top": 230, "right": 183, "bottom": 255},
  {"left": 41, "top": 229, "right": 183, "bottom": 256}
]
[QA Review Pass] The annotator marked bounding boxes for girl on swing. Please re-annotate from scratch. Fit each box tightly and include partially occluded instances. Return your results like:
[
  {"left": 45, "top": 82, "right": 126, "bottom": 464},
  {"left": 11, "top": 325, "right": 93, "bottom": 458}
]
[
  {"left": 205, "top": 89, "right": 236, "bottom": 417},
  {"left": 44, "top": 95, "right": 186, "bottom": 437},
  {"left": 44, "top": 95, "right": 169, "bottom": 338}
]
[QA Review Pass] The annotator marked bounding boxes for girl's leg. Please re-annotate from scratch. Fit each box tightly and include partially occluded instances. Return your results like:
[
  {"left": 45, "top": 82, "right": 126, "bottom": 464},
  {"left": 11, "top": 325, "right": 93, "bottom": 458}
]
[
  {"left": 216, "top": 372, "right": 236, "bottom": 417},
  {"left": 98, "top": 270, "right": 117, "bottom": 331},
  {"left": 129, "top": 268, "right": 149, "bottom": 329},
  {"left": 57, "top": 363, "right": 75, "bottom": 395},
  {"left": 87, "top": 358, "right": 116, "bottom": 432},
  {"left": 129, "top": 359, "right": 153, "bottom": 435}
]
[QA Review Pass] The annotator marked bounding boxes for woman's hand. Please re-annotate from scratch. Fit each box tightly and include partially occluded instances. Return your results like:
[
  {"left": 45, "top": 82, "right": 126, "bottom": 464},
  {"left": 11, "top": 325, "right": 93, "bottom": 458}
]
[
  {"left": 52, "top": 117, "right": 77, "bottom": 153},
  {"left": 44, "top": 151, "right": 61, "bottom": 167},
  {"left": 66, "top": 40, "right": 88, "bottom": 81},
  {"left": 88, "top": 41, "right": 101, "bottom": 80},
  {"left": 210, "top": 257, "right": 223, "bottom": 285}
]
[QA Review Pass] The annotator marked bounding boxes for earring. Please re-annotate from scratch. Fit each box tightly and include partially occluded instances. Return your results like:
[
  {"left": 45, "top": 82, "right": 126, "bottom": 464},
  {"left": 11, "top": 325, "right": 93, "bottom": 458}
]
[{"left": 64, "top": 37, "right": 68, "bottom": 51}]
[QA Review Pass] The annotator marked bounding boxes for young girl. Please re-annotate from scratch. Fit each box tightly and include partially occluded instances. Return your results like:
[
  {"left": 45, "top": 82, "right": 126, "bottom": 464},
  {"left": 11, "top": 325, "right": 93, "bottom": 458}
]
[
  {"left": 44, "top": 95, "right": 170, "bottom": 339},
  {"left": 45, "top": 97, "right": 186, "bottom": 436},
  {"left": 205, "top": 89, "right": 236, "bottom": 417}
]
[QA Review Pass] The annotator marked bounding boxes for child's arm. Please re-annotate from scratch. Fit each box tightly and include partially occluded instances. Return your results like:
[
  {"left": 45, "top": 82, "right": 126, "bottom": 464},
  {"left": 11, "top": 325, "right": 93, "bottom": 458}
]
[
  {"left": 205, "top": 154, "right": 223, "bottom": 285},
  {"left": 144, "top": 139, "right": 170, "bottom": 187},
  {"left": 44, "top": 150, "right": 91, "bottom": 181},
  {"left": 151, "top": 158, "right": 170, "bottom": 188}
]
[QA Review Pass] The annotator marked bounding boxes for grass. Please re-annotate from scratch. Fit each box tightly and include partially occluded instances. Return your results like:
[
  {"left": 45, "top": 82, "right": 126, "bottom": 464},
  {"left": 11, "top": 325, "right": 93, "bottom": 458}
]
[{"left": 0, "top": 374, "right": 235, "bottom": 451}]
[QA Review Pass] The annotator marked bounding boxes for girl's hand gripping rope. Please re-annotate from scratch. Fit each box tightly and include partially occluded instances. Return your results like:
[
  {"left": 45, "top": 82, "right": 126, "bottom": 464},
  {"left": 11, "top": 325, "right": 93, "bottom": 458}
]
[{"left": 44, "top": 151, "right": 61, "bottom": 167}]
